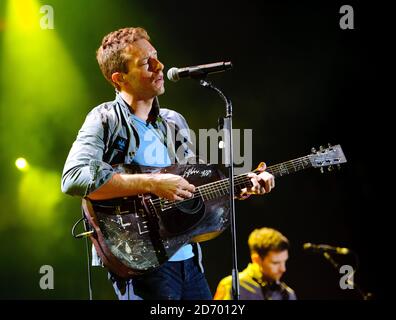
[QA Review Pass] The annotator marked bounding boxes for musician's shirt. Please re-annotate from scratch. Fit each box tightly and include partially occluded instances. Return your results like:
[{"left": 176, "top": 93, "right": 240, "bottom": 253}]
[
  {"left": 214, "top": 263, "right": 297, "bottom": 300},
  {"left": 129, "top": 114, "right": 194, "bottom": 261}
]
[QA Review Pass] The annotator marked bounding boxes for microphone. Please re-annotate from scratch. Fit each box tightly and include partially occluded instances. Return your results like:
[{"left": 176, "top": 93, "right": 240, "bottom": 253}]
[
  {"left": 167, "top": 61, "right": 232, "bottom": 82},
  {"left": 303, "top": 243, "right": 350, "bottom": 255}
]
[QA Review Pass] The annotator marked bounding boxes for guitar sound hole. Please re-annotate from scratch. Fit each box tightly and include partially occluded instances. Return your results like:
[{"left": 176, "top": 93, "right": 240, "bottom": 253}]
[{"left": 175, "top": 197, "right": 203, "bottom": 214}]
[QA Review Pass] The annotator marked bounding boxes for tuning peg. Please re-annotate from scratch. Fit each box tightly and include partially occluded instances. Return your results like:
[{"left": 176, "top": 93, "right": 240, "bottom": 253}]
[
  {"left": 328, "top": 142, "right": 332, "bottom": 148},
  {"left": 320, "top": 167, "right": 324, "bottom": 173},
  {"left": 327, "top": 165, "right": 333, "bottom": 172},
  {"left": 337, "top": 164, "right": 341, "bottom": 170},
  {"left": 311, "top": 147, "right": 317, "bottom": 154}
]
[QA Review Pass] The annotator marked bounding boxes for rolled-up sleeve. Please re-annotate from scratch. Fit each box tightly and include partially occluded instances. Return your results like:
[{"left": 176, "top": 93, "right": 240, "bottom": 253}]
[{"left": 61, "top": 108, "right": 115, "bottom": 197}]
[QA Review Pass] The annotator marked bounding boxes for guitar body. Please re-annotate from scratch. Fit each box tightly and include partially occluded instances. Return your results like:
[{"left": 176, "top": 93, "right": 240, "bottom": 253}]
[{"left": 82, "top": 163, "right": 230, "bottom": 278}]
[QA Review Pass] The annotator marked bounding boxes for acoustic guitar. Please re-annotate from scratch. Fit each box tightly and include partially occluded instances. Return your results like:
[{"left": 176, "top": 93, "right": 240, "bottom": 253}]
[{"left": 82, "top": 144, "right": 347, "bottom": 278}]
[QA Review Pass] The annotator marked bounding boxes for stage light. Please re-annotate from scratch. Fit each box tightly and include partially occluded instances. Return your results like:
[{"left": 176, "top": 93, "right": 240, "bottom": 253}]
[
  {"left": 15, "top": 157, "right": 29, "bottom": 171},
  {"left": 0, "top": 0, "right": 90, "bottom": 170}
]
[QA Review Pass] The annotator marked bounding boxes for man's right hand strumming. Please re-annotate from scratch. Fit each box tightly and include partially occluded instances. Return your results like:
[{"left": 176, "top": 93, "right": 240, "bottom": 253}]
[
  {"left": 87, "top": 172, "right": 195, "bottom": 202},
  {"left": 149, "top": 173, "right": 196, "bottom": 201}
]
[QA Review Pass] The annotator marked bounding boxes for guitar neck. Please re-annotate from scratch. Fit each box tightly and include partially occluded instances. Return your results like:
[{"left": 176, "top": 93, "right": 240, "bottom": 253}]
[
  {"left": 266, "top": 155, "right": 313, "bottom": 178},
  {"left": 196, "top": 156, "right": 312, "bottom": 201}
]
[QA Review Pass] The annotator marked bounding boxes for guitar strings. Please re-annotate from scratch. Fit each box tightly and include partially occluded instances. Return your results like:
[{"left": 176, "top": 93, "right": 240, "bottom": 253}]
[
  {"left": 153, "top": 154, "right": 322, "bottom": 204},
  {"left": 151, "top": 156, "right": 315, "bottom": 208},
  {"left": 151, "top": 157, "right": 311, "bottom": 206},
  {"left": 151, "top": 148, "right": 341, "bottom": 208},
  {"left": 150, "top": 172, "right": 253, "bottom": 205}
]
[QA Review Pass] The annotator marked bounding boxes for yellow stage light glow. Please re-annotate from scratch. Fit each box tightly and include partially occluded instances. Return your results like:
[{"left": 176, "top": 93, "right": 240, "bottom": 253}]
[{"left": 15, "top": 157, "right": 29, "bottom": 171}]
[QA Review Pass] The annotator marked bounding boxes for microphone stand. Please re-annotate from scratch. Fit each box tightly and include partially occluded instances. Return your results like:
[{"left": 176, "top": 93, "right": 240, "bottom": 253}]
[
  {"left": 322, "top": 252, "right": 373, "bottom": 300},
  {"left": 198, "top": 78, "right": 240, "bottom": 300}
]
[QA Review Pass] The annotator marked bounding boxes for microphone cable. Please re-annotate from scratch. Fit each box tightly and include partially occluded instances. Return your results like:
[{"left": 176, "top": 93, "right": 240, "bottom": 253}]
[{"left": 71, "top": 210, "right": 94, "bottom": 300}]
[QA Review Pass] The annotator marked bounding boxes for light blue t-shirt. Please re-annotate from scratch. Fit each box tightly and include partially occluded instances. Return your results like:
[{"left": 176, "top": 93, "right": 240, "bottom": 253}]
[{"left": 131, "top": 114, "right": 194, "bottom": 261}]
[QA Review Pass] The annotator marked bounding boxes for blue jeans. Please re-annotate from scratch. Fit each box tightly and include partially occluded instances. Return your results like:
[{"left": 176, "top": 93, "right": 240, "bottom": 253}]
[{"left": 110, "top": 257, "right": 212, "bottom": 300}]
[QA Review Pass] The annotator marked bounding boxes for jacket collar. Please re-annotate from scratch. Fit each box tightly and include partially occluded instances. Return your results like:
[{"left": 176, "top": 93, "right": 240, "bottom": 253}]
[{"left": 115, "top": 90, "right": 160, "bottom": 124}]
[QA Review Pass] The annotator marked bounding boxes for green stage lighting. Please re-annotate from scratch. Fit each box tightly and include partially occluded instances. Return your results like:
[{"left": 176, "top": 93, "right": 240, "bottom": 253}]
[{"left": 1, "top": 0, "right": 90, "bottom": 167}]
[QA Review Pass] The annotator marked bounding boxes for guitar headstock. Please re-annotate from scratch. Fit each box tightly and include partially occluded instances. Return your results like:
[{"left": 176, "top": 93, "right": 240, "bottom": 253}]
[{"left": 308, "top": 144, "right": 347, "bottom": 172}]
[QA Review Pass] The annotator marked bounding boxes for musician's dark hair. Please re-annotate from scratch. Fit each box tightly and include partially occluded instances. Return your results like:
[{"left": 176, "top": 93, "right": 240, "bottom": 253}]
[
  {"left": 96, "top": 27, "right": 150, "bottom": 90},
  {"left": 248, "top": 227, "right": 289, "bottom": 259}
]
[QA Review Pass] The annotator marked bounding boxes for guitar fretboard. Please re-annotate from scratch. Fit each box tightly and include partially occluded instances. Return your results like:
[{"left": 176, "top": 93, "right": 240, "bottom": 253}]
[
  {"left": 266, "top": 155, "right": 312, "bottom": 177},
  {"left": 197, "top": 156, "right": 312, "bottom": 201}
]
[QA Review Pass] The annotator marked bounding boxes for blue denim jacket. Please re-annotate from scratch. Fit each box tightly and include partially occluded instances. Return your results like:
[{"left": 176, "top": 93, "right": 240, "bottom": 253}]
[
  {"left": 61, "top": 92, "right": 195, "bottom": 197},
  {"left": 61, "top": 92, "right": 203, "bottom": 271}
]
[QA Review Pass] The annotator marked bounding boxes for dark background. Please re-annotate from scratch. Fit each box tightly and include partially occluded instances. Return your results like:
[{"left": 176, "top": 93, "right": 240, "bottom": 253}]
[{"left": 0, "top": 0, "right": 387, "bottom": 300}]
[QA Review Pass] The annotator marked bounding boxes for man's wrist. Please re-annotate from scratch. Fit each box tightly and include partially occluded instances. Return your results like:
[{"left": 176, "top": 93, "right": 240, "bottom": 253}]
[{"left": 144, "top": 173, "right": 157, "bottom": 194}]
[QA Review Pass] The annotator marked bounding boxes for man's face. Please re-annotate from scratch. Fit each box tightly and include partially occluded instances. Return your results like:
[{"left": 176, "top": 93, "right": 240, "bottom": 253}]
[
  {"left": 258, "top": 250, "right": 288, "bottom": 282},
  {"left": 121, "top": 38, "right": 165, "bottom": 99}
]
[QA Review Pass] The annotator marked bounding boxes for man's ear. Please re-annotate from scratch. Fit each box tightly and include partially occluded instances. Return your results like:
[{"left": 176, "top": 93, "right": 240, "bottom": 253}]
[
  {"left": 111, "top": 72, "right": 125, "bottom": 88},
  {"left": 251, "top": 252, "right": 261, "bottom": 264}
]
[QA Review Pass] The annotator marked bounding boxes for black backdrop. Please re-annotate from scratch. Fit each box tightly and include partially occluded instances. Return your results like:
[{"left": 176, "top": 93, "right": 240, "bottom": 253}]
[{"left": 143, "top": 0, "right": 387, "bottom": 300}]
